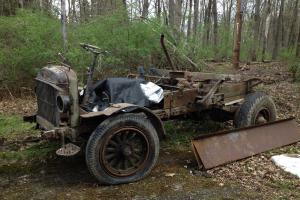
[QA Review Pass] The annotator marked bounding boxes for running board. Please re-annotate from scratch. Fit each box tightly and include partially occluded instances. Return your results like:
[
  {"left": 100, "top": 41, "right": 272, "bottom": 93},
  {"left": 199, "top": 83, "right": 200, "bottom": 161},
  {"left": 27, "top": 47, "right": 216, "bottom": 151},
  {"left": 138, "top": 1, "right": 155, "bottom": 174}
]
[{"left": 192, "top": 118, "right": 300, "bottom": 169}]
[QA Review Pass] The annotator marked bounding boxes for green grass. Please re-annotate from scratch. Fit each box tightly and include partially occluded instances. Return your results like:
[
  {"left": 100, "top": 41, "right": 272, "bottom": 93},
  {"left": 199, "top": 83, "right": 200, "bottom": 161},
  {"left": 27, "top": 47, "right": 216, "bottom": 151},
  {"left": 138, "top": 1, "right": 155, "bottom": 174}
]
[
  {"left": 0, "top": 142, "right": 58, "bottom": 161},
  {"left": 162, "top": 119, "right": 225, "bottom": 150},
  {"left": 0, "top": 114, "right": 58, "bottom": 173},
  {"left": 0, "top": 114, "right": 39, "bottom": 140}
]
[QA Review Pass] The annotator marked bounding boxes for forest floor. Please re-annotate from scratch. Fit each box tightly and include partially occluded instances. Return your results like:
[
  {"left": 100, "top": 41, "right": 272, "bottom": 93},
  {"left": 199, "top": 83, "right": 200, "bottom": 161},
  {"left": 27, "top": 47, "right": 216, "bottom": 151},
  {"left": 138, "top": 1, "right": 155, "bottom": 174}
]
[{"left": 0, "top": 62, "right": 300, "bottom": 200}]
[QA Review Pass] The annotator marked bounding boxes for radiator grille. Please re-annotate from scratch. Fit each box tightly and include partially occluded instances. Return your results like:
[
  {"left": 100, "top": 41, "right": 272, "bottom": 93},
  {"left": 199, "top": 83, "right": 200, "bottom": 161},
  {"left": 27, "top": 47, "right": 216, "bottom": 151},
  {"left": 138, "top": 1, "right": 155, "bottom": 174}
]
[{"left": 36, "top": 81, "right": 59, "bottom": 127}]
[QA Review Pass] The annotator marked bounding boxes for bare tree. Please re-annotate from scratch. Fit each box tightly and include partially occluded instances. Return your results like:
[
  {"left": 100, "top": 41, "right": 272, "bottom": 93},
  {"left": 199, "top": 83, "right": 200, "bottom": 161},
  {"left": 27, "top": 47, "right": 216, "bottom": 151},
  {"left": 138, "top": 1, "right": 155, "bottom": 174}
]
[
  {"left": 272, "top": 0, "right": 284, "bottom": 60},
  {"left": 297, "top": 27, "right": 300, "bottom": 58},
  {"left": 142, "top": 0, "right": 149, "bottom": 18},
  {"left": 61, "top": 0, "right": 67, "bottom": 52},
  {"left": 232, "top": 0, "right": 243, "bottom": 68},
  {"left": 70, "top": 0, "right": 77, "bottom": 22},
  {"left": 187, "top": 0, "right": 193, "bottom": 38},
  {"left": 193, "top": 0, "right": 199, "bottom": 35},
  {"left": 262, "top": 0, "right": 271, "bottom": 62},
  {"left": 203, "top": 0, "right": 212, "bottom": 45},
  {"left": 174, "top": 0, "right": 183, "bottom": 30},
  {"left": 250, "top": 0, "right": 261, "bottom": 61},
  {"left": 39, "top": 0, "right": 43, "bottom": 10},
  {"left": 212, "top": 0, "right": 218, "bottom": 49},
  {"left": 222, "top": 0, "right": 233, "bottom": 58},
  {"left": 169, "top": 0, "right": 175, "bottom": 27},
  {"left": 288, "top": 0, "right": 299, "bottom": 47},
  {"left": 181, "top": 0, "right": 189, "bottom": 33},
  {"left": 155, "top": 0, "right": 162, "bottom": 20}
]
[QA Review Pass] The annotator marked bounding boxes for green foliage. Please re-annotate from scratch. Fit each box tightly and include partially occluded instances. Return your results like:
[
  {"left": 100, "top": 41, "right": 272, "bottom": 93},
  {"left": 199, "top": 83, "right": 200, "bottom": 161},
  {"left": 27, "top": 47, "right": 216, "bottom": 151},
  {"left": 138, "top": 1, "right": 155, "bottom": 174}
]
[
  {"left": 279, "top": 48, "right": 297, "bottom": 61},
  {"left": 0, "top": 10, "right": 167, "bottom": 89},
  {"left": 1, "top": 9, "right": 299, "bottom": 91},
  {"left": 0, "top": 10, "right": 62, "bottom": 86},
  {"left": 163, "top": 119, "right": 224, "bottom": 149},
  {"left": 289, "top": 61, "right": 300, "bottom": 82},
  {"left": 0, "top": 114, "right": 39, "bottom": 140},
  {"left": 67, "top": 13, "right": 164, "bottom": 77},
  {"left": 0, "top": 142, "right": 58, "bottom": 161}
]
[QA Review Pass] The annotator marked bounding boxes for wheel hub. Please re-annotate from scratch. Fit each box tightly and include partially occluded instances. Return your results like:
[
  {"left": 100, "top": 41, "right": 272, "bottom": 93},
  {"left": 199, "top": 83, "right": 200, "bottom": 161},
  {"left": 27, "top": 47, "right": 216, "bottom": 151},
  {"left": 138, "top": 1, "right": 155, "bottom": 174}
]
[
  {"left": 121, "top": 145, "right": 132, "bottom": 157},
  {"left": 255, "top": 108, "right": 270, "bottom": 125},
  {"left": 100, "top": 127, "right": 149, "bottom": 177}
]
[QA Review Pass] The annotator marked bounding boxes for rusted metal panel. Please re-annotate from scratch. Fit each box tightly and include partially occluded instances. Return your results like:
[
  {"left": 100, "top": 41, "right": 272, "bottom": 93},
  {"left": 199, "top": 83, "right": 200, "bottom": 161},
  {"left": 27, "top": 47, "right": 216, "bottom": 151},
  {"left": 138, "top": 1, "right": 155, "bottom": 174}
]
[{"left": 192, "top": 118, "right": 300, "bottom": 169}]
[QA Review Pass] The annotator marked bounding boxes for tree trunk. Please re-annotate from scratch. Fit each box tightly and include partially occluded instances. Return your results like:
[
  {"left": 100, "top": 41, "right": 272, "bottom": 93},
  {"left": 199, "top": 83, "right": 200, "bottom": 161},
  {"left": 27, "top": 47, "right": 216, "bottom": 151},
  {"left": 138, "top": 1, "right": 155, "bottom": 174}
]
[
  {"left": 203, "top": 0, "right": 212, "bottom": 45},
  {"left": 181, "top": 0, "right": 189, "bottom": 33},
  {"left": 79, "top": 0, "right": 89, "bottom": 22},
  {"left": 71, "top": 0, "right": 77, "bottom": 22},
  {"left": 262, "top": 0, "right": 271, "bottom": 62},
  {"left": 122, "top": 0, "right": 127, "bottom": 9},
  {"left": 19, "top": 0, "right": 24, "bottom": 8},
  {"left": 187, "top": 0, "right": 193, "bottom": 38},
  {"left": 288, "top": 0, "right": 299, "bottom": 47},
  {"left": 250, "top": 0, "right": 261, "bottom": 61},
  {"left": 232, "top": 0, "right": 243, "bottom": 69},
  {"left": 223, "top": 0, "right": 233, "bottom": 58},
  {"left": 91, "top": 0, "right": 96, "bottom": 16},
  {"left": 39, "top": 0, "right": 43, "bottom": 11},
  {"left": 156, "top": 0, "right": 161, "bottom": 20},
  {"left": 212, "top": 0, "right": 218, "bottom": 48},
  {"left": 174, "top": 0, "right": 183, "bottom": 30},
  {"left": 169, "top": 0, "right": 175, "bottom": 27},
  {"left": 142, "top": 0, "right": 149, "bottom": 18},
  {"left": 272, "top": 0, "right": 284, "bottom": 60},
  {"left": 193, "top": 0, "right": 199, "bottom": 35},
  {"left": 61, "top": 0, "right": 67, "bottom": 52},
  {"left": 297, "top": 27, "right": 300, "bottom": 58},
  {"left": 162, "top": 0, "right": 168, "bottom": 25}
]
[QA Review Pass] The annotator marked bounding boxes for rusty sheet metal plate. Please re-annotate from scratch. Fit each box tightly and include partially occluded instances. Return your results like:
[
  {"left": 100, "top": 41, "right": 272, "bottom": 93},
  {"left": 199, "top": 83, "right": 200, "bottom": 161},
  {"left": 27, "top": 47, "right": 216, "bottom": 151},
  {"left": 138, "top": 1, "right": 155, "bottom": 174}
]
[{"left": 192, "top": 118, "right": 300, "bottom": 169}]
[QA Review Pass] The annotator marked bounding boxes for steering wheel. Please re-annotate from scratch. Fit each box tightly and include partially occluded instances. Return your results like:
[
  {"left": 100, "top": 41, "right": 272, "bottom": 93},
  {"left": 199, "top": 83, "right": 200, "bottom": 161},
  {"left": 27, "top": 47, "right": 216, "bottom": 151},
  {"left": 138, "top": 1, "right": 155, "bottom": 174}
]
[{"left": 80, "top": 43, "right": 108, "bottom": 55}]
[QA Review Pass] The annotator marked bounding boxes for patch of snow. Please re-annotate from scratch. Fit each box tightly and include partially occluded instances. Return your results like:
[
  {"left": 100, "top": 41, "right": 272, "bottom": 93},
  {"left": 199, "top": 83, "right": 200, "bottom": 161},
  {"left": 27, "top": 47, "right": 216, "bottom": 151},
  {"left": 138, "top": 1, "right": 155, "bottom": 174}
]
[{"left": 271, "top": 154, "right": 300, "bottom": 178}]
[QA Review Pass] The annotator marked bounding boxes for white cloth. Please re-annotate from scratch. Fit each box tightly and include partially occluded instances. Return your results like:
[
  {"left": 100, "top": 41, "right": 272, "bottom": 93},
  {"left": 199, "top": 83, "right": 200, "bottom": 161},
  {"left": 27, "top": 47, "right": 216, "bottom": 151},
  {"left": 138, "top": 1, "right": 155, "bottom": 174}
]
[
  {"left": 140, "top": 82, "right": 164, "bottom": 103},
  {"left": 271, "top": 154, "right": 300, "bottom": 178}
]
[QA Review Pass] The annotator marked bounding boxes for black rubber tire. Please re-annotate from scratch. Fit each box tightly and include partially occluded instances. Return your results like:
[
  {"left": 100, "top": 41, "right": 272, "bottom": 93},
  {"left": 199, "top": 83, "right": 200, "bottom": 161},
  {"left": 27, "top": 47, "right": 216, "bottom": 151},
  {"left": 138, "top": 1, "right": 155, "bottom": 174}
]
[
  {"left": 85, "top": 113, "right": 159, "bottom": 185},
  {"left": 234, "top": 92, "right": 277, "bottom": 128}
]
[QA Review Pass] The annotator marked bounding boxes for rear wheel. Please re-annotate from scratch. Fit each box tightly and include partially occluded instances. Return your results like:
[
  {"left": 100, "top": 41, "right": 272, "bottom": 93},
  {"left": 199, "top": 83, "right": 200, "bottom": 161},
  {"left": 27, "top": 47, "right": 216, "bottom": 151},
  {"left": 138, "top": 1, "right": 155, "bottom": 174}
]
[
  {"left": 234, "top": 92, "right": 276, "bottom": 128},
  {"left": 86, "top": 113, "right": 159, "bottom": 185}
]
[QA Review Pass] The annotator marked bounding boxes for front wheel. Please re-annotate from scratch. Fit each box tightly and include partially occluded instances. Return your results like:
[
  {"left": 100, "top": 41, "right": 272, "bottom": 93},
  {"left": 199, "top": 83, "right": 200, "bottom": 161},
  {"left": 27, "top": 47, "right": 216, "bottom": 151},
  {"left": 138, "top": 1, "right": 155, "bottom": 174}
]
[
  {"left": 234, "top": 92, "right": 277, "bottom": 128},
  {"left": 85, "top": 113, "right": 159, "bottom": 185}
]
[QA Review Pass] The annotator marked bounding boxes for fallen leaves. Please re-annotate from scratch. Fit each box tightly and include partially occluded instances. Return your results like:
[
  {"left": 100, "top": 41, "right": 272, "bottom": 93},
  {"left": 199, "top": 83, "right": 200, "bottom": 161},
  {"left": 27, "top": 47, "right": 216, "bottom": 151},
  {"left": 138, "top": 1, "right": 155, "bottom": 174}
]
[
  {"left": 164, "top": 173, "right": 176, "bottom": 177},
  {"left": 0, "top": 97, "right": 36, "bottom": 115}
]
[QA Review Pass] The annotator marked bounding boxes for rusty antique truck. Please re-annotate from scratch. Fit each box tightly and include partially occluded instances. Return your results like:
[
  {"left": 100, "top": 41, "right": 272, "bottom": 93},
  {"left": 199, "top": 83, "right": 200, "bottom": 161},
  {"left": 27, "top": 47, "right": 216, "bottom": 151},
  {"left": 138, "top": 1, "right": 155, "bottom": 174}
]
[{"left": 25, "top": 43, "right": 277, "bottom": 185}]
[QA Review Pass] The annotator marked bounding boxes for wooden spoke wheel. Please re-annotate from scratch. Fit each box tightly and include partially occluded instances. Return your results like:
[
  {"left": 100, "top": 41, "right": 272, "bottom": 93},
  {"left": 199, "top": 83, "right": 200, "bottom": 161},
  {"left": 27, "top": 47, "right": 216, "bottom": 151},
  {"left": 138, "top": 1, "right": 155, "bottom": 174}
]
[
  {"left": 86, "top": 113, "right": 159, "bottom": 185},
  {"left": 101, "top": 127, "right": 150, "bottom": 177}
]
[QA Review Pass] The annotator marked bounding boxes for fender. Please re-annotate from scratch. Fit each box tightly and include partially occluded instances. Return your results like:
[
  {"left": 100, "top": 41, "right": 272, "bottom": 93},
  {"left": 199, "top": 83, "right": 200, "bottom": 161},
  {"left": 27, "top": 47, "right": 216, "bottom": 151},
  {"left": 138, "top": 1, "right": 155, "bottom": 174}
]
[{"left": 80, "top": 103, "right": 166, "bottom": 139}]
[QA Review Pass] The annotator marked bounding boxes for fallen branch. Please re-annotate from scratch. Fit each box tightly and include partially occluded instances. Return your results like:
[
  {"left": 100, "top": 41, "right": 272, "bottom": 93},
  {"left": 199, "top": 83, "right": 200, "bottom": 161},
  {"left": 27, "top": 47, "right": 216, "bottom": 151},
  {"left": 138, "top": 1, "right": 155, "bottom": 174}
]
[{"left": 5, "top": 85, "right": 15, "bottom": 100}]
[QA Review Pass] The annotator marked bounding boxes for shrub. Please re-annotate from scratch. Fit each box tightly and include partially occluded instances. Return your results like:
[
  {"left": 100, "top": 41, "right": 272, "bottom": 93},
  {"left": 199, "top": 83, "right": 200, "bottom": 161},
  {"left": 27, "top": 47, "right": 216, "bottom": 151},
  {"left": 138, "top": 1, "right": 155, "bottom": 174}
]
[{"left": 289, "top": 61, "right": 300, "bottom": 82}]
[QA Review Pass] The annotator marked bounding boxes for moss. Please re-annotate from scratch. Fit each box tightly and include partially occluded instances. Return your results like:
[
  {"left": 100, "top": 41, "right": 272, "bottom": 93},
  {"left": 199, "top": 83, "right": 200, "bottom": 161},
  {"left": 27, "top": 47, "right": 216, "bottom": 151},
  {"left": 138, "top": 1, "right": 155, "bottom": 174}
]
[
  {"left": 0, "top": 114, "right": 39, "bottom": 140},
  {"left": 0, "top": 141, "right": 59, "bottom": 174}
]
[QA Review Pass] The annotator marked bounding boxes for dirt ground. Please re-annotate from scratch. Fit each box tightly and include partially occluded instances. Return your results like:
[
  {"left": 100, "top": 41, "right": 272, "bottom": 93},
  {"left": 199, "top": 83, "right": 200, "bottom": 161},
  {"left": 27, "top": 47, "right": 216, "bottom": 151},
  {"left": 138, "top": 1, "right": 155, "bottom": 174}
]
[{"left": 0, "top": 62, "right": 300, "bottom": 200}]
